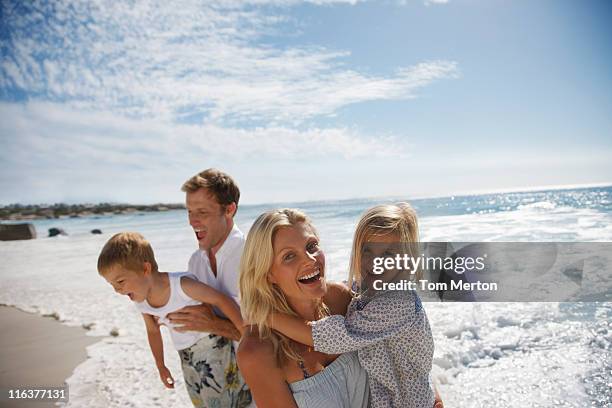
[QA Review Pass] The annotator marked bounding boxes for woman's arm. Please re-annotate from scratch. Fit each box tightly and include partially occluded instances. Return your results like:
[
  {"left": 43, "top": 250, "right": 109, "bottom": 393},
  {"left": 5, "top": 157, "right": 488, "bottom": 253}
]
[
  {"left": 181, "top": 276, "right": 245, "bottom": 336},
  {"left": 142, "top": 313, "right": 175, "bottom": 388},
  {"left": 237, "top": 327, "right": 298, "bottom": 408}
]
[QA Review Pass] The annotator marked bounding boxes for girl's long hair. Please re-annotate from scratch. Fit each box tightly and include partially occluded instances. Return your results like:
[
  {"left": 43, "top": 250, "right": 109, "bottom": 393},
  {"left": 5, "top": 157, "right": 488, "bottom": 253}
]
[{"left": 348, "top": 202, "right": 421, "bottom": 288}]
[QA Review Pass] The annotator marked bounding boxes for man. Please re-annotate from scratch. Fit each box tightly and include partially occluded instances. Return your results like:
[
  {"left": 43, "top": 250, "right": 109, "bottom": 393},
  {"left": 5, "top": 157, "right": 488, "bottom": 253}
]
[{"left": 167, "top": 168, "right": 252, "bottom": 408}]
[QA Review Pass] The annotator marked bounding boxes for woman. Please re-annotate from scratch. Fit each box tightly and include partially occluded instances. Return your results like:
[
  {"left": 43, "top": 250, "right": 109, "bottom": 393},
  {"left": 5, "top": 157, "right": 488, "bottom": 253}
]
[{"left": 237, "top": 208, "right": 370, "bottom": 408}]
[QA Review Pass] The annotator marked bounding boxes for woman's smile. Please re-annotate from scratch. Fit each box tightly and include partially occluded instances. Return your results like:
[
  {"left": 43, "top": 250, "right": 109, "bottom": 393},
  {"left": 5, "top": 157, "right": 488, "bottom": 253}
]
[{"left": 270, "top": 222, "right": 327, "bottom": 299}]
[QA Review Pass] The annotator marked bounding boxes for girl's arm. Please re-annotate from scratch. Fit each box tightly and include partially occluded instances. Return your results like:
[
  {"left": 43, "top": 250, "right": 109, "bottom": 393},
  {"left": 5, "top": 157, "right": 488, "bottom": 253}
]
[
  {"left": 180, "top": 276, "right": 245, "bottom": 336},
  {"left": 142, "top": 313, "right": 175, "bottom": 388},
  {"left": 310, "top": 291, "right": 418, "bottom": 355},
  {"left": 269, "top": 282, "right": 353, "bottom": 346},
  {"left": 269, "top": 313, "right": 314, "bottom": 347},
  {"left": 237, "top": 327, "right": 298, "bottom": 408}
]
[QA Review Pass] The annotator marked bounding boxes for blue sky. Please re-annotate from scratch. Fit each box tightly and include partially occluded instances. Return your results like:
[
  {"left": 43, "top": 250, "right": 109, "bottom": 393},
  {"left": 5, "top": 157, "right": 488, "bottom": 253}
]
[{"left": 1, "top": 0, "right": 611, "bottom": 205}]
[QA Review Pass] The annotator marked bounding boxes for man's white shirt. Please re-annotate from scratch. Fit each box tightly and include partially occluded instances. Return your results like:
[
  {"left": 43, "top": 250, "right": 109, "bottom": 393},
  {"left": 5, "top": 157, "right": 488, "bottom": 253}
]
[
  {"left": 187, "top": 223, "right": 256, "bottom": 407},
  {"left": 188, "top": 223, "right": 244, "bottom": 313}
]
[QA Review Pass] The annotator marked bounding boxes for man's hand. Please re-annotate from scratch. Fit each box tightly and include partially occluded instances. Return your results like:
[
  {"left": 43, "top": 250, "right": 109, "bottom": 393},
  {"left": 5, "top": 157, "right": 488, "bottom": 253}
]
[
  {"left": 167, "top": 303, "right": 217, "bottom": 332},
  {"left": 167, "top": 303, "right": 241, "bottom": 341}
]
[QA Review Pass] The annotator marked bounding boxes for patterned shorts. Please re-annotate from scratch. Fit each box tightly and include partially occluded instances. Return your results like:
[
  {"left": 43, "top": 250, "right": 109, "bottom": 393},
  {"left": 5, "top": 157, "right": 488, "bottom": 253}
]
[{"left": 178, "top": 334, "right": 252, "bottom": 408}]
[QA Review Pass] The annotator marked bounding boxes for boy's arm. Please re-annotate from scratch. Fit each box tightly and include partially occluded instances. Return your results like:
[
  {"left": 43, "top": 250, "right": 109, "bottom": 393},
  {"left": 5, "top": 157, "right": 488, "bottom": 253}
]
[
  {"left": 142, "top": 313, "right": 174, "bottom": 388},
  {"left": 181, "top": 277, "right": 245, "bottom": 336},
  {"left": 268, "top": 313, "right": 314, "bottom": 347},
  {"left": 142, "top": 313, "right": 165, "bottom": 368}
]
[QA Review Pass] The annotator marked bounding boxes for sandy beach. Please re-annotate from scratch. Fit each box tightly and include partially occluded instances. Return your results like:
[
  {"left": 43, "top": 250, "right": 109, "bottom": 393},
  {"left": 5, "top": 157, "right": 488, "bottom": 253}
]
[{"left": 0, "top": 306, "right": 99, "bottom": 408}]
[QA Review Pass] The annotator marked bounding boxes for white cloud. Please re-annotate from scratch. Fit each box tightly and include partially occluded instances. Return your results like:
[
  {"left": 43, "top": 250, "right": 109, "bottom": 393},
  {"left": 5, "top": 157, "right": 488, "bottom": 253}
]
[
  {"left": 0, "top": 102, "right": 416, "bottom": 204},
  {"left": 0, "top": 1, "right": 458, "bottom": 204},
  {"left": 0, "top": 101, "right": 413, "bottom": 203},
  {"left": 0, "top": 101, "right": 409, "bottom": 170},
  {"left": 1, "top": 0, "right": 458, "bottom": 124}
]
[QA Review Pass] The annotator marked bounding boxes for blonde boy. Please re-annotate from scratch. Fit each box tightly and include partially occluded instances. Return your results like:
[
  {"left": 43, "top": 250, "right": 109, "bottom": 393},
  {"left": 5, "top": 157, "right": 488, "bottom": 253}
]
[{"left": 97, "top": 232, "right": 250, "bottom": 407}]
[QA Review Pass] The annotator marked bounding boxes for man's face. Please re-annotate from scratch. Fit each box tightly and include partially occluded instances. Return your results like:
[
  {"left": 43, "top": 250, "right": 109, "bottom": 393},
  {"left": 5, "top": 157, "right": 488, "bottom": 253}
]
[{"left": 186, "top": 188, "right": 234, "bottom": 251}]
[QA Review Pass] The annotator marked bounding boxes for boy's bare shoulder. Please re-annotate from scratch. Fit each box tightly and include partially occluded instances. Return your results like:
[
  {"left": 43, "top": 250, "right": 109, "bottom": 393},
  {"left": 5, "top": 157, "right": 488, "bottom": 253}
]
[
  {"left": 180, "top": 274, "right": 198, "bottom": 284},
  {"left": 180, "top": 274, "right": 208, "bottom": 291}
]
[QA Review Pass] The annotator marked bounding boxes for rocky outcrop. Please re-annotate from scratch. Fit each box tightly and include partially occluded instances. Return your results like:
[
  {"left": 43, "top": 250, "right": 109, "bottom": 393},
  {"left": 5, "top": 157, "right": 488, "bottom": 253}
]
[
  {"left": 48, "top": 228, "right": 67, "bottom": 237},
  {"left": 0, "top": 223, "right": 37, "bottom": 241}
]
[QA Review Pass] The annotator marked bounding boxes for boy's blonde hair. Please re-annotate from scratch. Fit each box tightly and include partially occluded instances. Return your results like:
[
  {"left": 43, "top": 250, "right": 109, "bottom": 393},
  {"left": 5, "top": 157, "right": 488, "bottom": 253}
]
[
  {"left": 348, "top": 202, "right": 421, "bottom": 286},
  {"left": 240, "top": 208, "right": 328, "bottom": 365},
  {"left": 97, "top": 232, "right": 159, "bottom": 275}
]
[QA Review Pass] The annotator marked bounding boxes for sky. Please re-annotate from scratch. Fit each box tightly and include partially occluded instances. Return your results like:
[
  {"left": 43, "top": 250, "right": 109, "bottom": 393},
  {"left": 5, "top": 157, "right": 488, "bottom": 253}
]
[{"left": 1, "top": 0, "right": 611, "bottom": 205}]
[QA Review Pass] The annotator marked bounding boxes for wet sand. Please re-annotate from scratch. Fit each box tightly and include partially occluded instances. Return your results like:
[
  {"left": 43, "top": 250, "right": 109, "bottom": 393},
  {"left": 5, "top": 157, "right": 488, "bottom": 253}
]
[{"left": 0, "top": 306, "right": 99, "bottom": 408}]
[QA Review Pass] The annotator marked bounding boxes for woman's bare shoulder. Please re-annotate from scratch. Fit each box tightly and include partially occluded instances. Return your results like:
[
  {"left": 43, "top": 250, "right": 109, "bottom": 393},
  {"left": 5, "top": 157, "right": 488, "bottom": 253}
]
[
  {"left": 237, "top": 326, "right": 276, "bottom": 369},
  {"left": 324, "top": 281, "right": 353, "bottom": 315},
  {"left": 237, "top": 326, "right": 297, "bottom": 407},
  {"left": 327, "top": 280, "right": 351, "bottom": 294}
]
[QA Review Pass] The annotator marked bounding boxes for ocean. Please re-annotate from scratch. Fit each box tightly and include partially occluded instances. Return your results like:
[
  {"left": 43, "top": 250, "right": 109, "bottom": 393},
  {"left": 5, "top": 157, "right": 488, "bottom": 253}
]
[{"left": 1, "top": 186, "right": 611, "bottom": 407}]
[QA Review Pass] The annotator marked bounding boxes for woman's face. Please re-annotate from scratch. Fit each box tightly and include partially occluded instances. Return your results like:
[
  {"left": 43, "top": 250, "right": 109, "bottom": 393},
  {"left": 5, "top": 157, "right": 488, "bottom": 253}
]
[{"left": 269, "top": 222, "right": 327, "bottom": 302}]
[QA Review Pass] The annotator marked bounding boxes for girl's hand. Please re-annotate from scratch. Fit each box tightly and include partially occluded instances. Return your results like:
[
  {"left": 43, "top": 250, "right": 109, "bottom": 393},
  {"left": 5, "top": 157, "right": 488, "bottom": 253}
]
[
  {"left": 158, "top": 366, "right": 175, "bottom": 389},
  {"left": 433, "top": 391, "right": 444, "bottom": 408}
]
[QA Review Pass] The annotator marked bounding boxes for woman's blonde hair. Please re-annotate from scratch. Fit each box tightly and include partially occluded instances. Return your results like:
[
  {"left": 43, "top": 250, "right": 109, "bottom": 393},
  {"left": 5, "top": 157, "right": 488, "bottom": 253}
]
[
  {"left": 348, "top": 202, "right": 421, "bottom": 287},
  {"left": 239, "top": 208, "right": 328, "bottom": 365}
]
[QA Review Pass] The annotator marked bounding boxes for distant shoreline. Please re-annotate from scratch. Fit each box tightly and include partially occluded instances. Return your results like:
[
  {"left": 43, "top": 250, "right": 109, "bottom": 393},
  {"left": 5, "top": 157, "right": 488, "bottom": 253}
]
[
  {"left": 2, "top": 182, "right": 611, "bottom": 222},
  {"left": 0, "top": 203, "right": 185, "bottom": 221}
]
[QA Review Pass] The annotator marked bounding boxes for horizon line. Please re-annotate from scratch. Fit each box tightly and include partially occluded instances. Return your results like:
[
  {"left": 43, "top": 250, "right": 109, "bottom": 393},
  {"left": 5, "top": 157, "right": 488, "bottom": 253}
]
[{"left": 2, "top": 181, "right": 611, "bottom": 209}]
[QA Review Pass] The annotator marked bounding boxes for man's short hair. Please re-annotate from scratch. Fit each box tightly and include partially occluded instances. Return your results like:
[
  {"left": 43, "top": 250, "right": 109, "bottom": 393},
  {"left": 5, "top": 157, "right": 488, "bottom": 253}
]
[
  {"left": 181, "top": 168, "right": 240, "bottom": 212},
  {"left": 97, "top": 232, "right": 159, "bottom": 275}
]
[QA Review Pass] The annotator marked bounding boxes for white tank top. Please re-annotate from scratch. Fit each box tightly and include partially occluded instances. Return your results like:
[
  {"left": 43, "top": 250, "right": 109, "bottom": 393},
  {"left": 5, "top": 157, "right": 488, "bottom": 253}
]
[{"left": 135, "top": 272, "right": 207, "bottom": 351}]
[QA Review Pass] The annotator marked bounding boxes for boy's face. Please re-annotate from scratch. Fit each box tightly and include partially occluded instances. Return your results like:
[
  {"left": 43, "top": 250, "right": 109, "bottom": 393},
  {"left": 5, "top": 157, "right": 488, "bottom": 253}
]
[{"left": 102, "top": 263, "right": 150, "bottom": 303}]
